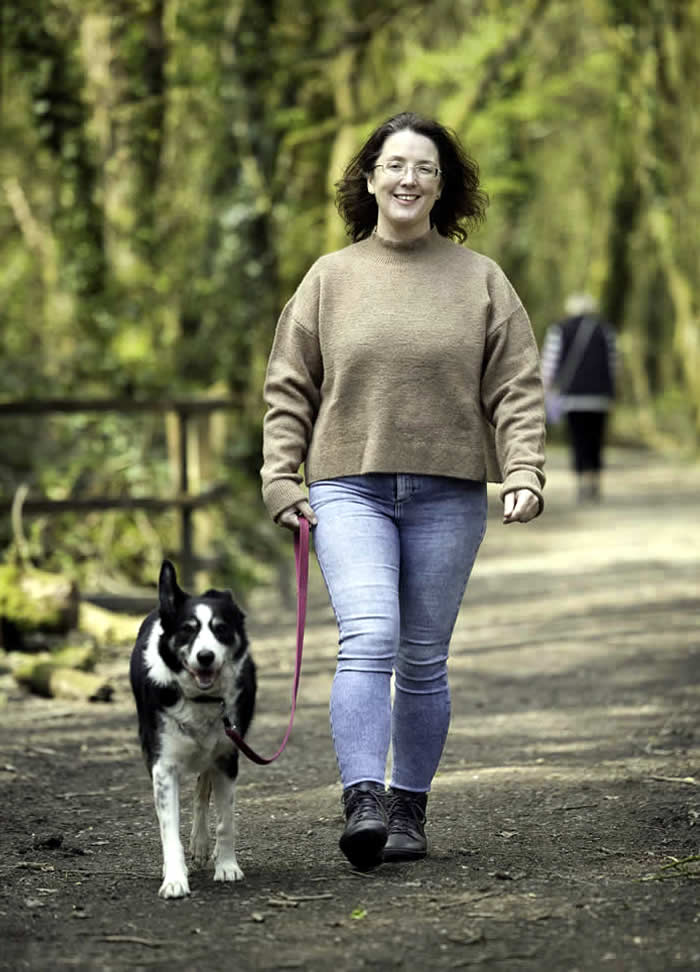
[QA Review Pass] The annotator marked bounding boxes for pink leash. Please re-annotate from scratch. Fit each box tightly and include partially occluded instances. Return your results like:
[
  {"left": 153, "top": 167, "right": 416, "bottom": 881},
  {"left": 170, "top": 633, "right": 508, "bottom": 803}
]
[{"left": 223, "top": 516, "right": 309, "bottom": 764}]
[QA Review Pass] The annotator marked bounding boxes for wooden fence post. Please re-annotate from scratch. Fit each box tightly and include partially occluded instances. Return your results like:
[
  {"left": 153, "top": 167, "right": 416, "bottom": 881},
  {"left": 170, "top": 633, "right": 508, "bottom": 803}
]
[{"left": 177, "top": 406, "right": 194, "bottom": 591}]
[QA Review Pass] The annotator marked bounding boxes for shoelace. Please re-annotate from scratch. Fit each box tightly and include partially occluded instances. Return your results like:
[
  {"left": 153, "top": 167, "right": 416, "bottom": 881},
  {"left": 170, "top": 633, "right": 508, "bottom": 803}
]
[
  {"left": 387, "top": 794, "right": 425, "bottom": 834},
  {"left": 345, "top": 788, "right": 385, "bottom": 821}
]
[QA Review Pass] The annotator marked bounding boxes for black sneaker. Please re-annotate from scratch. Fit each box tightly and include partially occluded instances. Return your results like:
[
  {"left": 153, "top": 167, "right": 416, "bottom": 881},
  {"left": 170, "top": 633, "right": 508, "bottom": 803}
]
[
  {"left": 383, "top": 788, "right": 428, "bottom": 862},
  {"left": 339, "top": 781, "right": 388, "bottom": 870}
]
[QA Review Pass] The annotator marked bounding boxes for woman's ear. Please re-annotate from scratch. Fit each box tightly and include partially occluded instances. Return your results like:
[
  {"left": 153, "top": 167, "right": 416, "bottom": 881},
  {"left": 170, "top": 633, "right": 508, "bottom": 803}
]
[{"left": 366, "top": 172, "right": 376, "bottom": 196}]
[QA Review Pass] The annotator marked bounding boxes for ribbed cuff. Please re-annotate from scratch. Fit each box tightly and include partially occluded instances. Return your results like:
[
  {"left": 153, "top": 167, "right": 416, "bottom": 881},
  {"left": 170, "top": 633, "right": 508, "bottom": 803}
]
[
  {"left": 499, "top": 470, "right": 545, "bottom": 516},
  {"left": 262, "top": 478, "right": 309, "bottom": 523}
]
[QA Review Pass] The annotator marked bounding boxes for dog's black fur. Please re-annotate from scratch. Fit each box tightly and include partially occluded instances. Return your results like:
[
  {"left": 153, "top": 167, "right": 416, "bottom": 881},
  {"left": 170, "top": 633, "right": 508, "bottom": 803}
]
[{"left": 129, "top": 560, "right": 256, "bottom": 898}]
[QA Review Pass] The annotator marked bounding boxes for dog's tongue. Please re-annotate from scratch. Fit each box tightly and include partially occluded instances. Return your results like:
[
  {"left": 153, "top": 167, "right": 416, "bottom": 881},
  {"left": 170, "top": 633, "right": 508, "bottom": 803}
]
[{"left": 195, "top": 671, "right": 215, "bottom": 689}]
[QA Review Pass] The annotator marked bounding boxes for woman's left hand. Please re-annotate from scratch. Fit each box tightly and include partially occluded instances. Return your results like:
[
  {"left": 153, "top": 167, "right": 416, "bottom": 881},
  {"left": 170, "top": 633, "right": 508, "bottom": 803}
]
[{"left": 503, "top": 488, "right": 540, "bottom": 524}]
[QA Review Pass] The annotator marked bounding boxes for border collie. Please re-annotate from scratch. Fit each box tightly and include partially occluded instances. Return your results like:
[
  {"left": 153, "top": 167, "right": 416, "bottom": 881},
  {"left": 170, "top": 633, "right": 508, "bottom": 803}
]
[{"left": 129, "top": 560, "right": 256, "bottom": 899}]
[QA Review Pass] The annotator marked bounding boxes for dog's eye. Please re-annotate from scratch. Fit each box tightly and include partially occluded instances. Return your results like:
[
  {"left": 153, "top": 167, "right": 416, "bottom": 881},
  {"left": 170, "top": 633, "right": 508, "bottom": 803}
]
[
  {"left": 181, "top": 619, "right": 199, "bottom": 634},
  {"left": 211, "top": 620, "right": 231, "bottom": 640}
]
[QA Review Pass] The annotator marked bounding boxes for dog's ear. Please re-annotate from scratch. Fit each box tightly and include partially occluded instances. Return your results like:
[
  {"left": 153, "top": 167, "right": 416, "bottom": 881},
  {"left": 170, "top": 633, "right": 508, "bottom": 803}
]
[{"left": 158, "top": 560, "right": 187, "bottom": 624}]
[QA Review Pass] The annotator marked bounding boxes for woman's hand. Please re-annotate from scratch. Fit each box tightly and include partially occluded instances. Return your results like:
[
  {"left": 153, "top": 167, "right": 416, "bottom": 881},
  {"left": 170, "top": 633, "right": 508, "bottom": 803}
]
[
  {"left": 502, "top": 488, "right": 540, "bottom": 524},
  {"left": 277, "top": 500, "right": 318, "bottom": 532}
]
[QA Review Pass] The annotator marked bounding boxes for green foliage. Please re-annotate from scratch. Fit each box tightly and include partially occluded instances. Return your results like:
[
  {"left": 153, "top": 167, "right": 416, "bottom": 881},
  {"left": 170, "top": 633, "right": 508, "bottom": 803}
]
[
  {"left": 0, "top": 0, "right": 698, "bottom": 587},
  {"left": 0, "top": 564, "right": 76, "bottom": 631}
]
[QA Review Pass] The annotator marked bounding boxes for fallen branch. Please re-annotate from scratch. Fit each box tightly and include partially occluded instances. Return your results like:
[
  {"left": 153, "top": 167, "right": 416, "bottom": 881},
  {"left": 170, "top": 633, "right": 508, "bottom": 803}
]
[
  {"left": 100, "top": 936, "right": 164, "bottom": 948},
  {"left": 549, "top": 803, "right": 599, "bottom": 812},
  {"left": 277, "top": 891, "right": 334, "bottom": 903},
  {"left": 9, "top": 861, "right": 55, "bottom": 872},
  {"left": 60, "top": 785, "right": 128, "bottom": 799},
  {"left": 642, "top": 854, "right": 700, "bottom": 882},
  {"left": 15, "top": 663, "right": 112, "bottom": 702},
  {"left": 61, "top": 865, "right": 156, "bottom": 878}
]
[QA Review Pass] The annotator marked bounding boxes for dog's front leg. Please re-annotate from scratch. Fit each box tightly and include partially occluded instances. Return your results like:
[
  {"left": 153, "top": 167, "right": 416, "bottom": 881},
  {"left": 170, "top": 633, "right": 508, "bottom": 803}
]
[
  {"left": 189, "top": 771, "right": 212, "bottom": 866},
  {"left": 212, "top": 770, "right": 244, "bottom": 882},
  {"left": 153, "top": 761, "right": 189, "bottom": 898}
]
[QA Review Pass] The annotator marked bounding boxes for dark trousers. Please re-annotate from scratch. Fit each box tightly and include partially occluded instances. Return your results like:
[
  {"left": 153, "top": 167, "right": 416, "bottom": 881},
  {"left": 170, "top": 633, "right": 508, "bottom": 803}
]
[{"left": 566, "top": 411, "right": 608, "bottom": 474}]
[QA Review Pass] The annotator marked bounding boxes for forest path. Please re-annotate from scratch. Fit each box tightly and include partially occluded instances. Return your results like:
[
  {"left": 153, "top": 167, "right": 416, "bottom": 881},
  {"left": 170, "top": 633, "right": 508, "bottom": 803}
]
[{"left": 1, "top": 445, "right": 698, "bottom": 971}]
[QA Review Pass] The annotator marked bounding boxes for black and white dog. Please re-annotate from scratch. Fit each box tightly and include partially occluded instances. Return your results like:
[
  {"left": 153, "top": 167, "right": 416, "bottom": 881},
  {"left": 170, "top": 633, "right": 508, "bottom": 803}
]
[{"left": 129, "top": 560, "right": 256, "bottom": 899}]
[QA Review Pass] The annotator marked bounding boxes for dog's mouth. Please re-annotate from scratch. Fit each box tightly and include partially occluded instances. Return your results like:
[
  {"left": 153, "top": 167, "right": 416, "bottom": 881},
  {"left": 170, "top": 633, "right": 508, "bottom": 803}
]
[{"left": 184, "top": 665, "right": 221, "bottom": 690}]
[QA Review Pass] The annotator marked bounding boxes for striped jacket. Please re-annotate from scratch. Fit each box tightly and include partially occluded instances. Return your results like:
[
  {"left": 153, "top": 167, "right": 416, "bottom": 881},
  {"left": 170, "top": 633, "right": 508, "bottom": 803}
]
[{"left": 540, "top": 314, "right": 617, "bottom": 413}]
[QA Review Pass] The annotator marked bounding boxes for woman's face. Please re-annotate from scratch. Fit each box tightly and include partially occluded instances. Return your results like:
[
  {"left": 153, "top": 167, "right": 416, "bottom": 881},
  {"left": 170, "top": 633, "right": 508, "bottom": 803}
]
[{"left": 367, "top": 129, "right": 442, "bottom": 242}]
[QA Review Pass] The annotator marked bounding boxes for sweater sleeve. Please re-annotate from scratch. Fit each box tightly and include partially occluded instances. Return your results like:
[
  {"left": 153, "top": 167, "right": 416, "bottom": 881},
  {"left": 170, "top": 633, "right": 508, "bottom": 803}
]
[
  {"left": 481, "top": 302, "right": 546, "bottom": 513},
  {"left": 261, "top": 293, "right": 323, "bottom": 521}
]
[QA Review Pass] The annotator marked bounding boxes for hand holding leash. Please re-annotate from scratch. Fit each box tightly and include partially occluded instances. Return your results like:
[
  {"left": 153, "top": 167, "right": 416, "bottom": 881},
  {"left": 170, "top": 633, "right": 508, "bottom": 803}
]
[{"left": 277, "top": 500, "right": 317, "bottom": 531}]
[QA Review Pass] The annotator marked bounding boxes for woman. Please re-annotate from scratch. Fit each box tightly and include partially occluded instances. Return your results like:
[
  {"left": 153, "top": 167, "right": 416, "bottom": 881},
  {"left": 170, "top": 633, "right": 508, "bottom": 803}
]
[
  {"left": 261, "top": 112, "right": 545, "bottom": 871},
  {"left": 541, "top": 294, "right": 617, "bottom": 503}
]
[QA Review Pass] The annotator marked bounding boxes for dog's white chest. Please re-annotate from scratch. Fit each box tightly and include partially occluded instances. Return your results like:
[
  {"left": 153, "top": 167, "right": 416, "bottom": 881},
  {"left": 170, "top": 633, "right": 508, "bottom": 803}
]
[{"left": 160, "top": 705, "right": 229, "bottom": 772}]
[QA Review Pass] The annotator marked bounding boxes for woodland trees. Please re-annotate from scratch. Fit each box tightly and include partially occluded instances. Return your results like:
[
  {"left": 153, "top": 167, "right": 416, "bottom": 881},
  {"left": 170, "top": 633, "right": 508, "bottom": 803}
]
[{"left": 1, "top": 0, "right": 697, "bottom": 586}]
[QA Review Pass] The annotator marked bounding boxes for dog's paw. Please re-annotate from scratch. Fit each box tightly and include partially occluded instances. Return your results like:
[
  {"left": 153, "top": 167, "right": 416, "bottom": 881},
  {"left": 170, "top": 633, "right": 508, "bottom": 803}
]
[
  {"left": 158, "top": 874, "right": 190, "bottom": 899},
  {"left": 189, "top": 836, "right": 210, "bottom": 867},
  {"left": 214, "top": 858, "right": 244, "bottom": 883}
]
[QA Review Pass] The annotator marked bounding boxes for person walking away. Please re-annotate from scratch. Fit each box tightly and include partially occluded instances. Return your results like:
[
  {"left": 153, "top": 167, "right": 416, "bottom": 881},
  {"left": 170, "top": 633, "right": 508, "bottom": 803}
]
[
  {"left": 260, "top": 111, "right": 546, "bottom": 870},
  {"left": 541, "top": 294, "right": 617, "bottom": 502}
]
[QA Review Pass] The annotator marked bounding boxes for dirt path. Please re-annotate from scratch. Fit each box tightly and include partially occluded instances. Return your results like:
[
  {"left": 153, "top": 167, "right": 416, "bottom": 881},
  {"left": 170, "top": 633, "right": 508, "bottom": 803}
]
[{"left": 1, "top": 446, "right": 699, "bottom": 972}]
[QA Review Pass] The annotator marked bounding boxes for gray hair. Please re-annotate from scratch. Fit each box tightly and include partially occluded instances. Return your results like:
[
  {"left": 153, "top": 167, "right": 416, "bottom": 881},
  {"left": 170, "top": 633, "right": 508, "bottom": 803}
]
[{"left": 564, "top": 293, "right": 597, "bottom": 316}]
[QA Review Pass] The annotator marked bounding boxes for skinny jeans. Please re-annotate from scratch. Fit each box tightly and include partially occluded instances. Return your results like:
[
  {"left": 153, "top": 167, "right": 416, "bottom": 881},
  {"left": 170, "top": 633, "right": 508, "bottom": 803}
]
[{"left": 309, "top": 474, "right": 487, "bottom": 793}]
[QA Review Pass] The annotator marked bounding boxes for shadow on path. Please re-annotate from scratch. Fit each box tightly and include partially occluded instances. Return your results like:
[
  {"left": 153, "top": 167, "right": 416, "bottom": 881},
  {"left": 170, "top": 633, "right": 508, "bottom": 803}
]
[{"left": 0, "top": 447, "right": 698, "bottom": 971}]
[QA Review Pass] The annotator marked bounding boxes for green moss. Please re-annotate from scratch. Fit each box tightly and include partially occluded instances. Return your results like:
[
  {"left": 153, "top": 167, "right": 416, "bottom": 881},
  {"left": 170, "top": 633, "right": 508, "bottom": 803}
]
[{"left": 0, "top": 566, "right": 78, "bottom": 632}]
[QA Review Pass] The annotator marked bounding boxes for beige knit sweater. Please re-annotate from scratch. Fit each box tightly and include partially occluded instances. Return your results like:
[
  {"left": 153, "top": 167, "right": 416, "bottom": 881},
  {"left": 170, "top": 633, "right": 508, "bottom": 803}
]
[{"left": 261, "top": 228, "right": 546, "bottom": 521}]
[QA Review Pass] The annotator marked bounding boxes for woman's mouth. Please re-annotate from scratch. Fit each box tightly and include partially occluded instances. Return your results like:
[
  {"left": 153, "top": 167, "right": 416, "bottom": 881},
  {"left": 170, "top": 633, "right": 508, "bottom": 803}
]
[{"left": 394, "top": 194, "right": 420, "bottom": 203}]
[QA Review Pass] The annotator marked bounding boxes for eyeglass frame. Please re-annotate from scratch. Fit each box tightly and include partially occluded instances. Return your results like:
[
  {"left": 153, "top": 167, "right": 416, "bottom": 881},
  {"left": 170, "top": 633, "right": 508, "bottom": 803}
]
[{"left": 372, "top": 160, "right": 442, "bottom": 181}]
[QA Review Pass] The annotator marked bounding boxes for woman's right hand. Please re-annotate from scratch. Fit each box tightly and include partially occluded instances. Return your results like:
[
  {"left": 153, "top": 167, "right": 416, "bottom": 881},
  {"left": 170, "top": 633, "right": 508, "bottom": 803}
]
[{"left": 277, "top": 500, "right": 318, "bottom": 532}]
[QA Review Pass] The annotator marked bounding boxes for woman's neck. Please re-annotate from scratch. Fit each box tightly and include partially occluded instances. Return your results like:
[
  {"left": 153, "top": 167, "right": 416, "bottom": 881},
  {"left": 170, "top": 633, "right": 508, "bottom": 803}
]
[{"left": 372, "top": 225, "right": 436, "bottom": 250}]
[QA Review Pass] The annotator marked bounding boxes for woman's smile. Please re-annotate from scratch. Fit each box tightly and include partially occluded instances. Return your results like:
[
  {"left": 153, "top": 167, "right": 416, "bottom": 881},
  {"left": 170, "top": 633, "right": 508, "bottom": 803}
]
[{"left": 367, "top": 129, "right": 442, "bottom": 242}]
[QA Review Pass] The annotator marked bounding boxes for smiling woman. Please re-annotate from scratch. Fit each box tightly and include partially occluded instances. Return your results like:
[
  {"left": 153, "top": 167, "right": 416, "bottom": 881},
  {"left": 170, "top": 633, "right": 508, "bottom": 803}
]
[
  {"left": 367, "top": 130, "right": 443, "bottom": 242},
  {"left": 335, "top": 111, "right": 487, "bottom": 243},
  {"left": 260, "top": 110, "right": 546, "bottom": 873}
]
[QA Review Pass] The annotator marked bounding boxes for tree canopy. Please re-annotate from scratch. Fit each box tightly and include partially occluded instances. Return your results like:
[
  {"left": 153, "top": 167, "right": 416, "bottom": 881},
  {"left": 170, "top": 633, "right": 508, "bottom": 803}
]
[{"left": 1, "top": 0, "right": 698, "bottom": 586}]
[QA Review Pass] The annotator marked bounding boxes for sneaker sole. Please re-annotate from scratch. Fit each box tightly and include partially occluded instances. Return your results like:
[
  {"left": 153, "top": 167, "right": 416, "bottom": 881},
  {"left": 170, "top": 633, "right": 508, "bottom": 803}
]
[{"left": 382, "top": 847, "right": 427, "bottom": 862}]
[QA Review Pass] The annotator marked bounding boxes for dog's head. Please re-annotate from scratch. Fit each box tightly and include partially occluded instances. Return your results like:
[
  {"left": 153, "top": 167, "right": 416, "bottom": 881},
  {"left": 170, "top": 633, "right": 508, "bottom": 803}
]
[{"left": 157, "top": 560, "right": 247, "bottom": 692}]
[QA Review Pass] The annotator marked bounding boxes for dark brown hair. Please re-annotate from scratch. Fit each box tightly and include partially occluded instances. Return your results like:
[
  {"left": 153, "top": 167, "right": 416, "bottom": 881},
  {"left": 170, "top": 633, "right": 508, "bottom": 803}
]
[{"left": 335, "top": 112, "right": 488, "bottom": 243}]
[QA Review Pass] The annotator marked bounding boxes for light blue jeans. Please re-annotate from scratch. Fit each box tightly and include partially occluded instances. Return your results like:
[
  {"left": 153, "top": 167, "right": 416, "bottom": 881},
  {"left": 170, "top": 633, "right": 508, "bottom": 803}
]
[{"left": 309, "top": 474, "right": 487, "bottom": 793}]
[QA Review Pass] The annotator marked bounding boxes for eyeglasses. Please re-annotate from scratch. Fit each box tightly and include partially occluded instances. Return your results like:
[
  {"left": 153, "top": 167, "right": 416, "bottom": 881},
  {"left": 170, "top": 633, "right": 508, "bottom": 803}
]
[{"left": 373, "top": 161, "right": 441, "bottom": 181}]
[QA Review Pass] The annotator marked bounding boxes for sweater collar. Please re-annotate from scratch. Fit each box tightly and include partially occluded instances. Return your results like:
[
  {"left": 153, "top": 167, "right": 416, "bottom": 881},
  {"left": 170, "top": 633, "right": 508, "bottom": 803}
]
[
  {"left": 371, "top": 225, "right": 438, "bottom": 252},
  {"left": 363, "top": 226, "right": 443, "bottom": 266}
]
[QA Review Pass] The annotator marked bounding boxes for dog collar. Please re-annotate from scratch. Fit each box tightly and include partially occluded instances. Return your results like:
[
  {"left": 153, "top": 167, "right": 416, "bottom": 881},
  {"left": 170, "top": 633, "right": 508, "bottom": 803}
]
[{"left": 189, "top": 694, "right": 225, "bottom": 704}]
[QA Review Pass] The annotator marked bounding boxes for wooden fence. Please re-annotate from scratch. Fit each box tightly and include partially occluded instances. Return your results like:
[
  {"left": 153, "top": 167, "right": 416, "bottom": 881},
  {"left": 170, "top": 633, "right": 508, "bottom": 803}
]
[{"left": 0, "top": 398, "right": 239, "bottom": 591}]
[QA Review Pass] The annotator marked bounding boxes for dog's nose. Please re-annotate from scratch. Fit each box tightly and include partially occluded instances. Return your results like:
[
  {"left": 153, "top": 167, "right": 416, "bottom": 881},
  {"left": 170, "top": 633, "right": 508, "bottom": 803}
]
[{"left": 196, "top": 649, "right": 216, "bottom": 668}]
